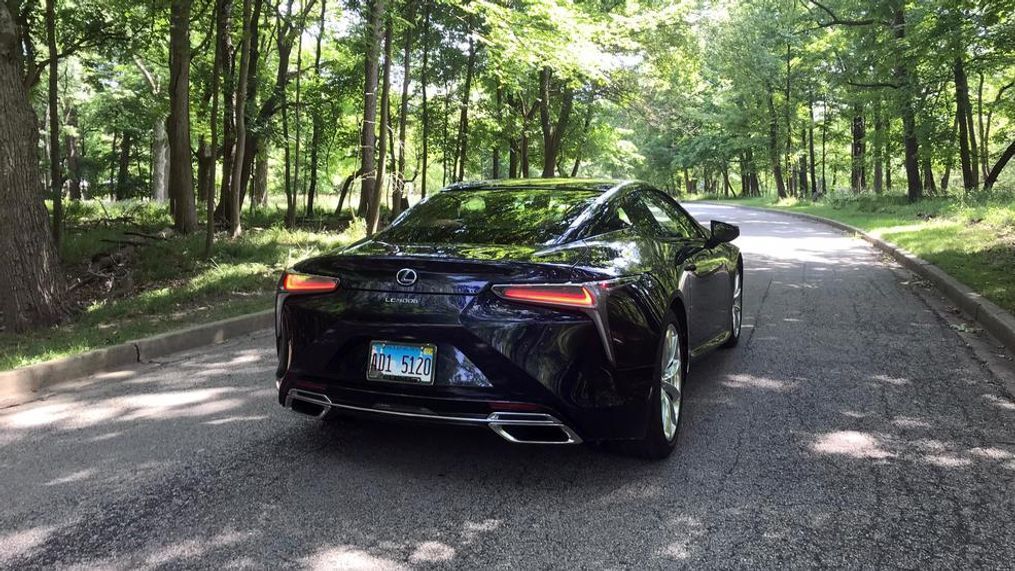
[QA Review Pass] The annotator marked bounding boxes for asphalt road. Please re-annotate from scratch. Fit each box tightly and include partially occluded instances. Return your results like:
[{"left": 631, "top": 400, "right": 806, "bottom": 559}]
[{"left": 3, "top": 204, "right": 1015, "bottom": 569}]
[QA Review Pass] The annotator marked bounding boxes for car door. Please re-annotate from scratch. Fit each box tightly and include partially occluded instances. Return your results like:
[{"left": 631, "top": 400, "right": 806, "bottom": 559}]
[{"left": 633, "top": 190, "right": 730, "bottom": 347}]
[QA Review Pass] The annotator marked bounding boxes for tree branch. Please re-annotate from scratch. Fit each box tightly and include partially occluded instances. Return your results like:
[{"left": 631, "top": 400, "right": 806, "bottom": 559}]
[{"left": 806, "top": 0, "right": 886, "bottom": 28}]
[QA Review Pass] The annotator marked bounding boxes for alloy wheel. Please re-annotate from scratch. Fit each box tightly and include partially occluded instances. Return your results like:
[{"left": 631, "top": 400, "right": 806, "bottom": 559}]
[
  {"left": 660, "top": 323, "right": 682, "bottom": 442},
  {"left": 732, "top": 271, "right": 743, "bottom": 338}
]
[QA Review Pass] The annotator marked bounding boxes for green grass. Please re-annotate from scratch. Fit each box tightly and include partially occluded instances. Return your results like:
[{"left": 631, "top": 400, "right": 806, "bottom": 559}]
[
  {"left": 1, "top": 198, "right": 365, "bottom": 371},
  {"left": 698, "top": 190, "right": 1015, "bottom": 315}
]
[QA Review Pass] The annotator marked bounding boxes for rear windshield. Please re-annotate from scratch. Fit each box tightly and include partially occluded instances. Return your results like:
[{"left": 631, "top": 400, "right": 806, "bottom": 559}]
[{"left": 378, "top": 189, "right": 600, "bottom": 245}]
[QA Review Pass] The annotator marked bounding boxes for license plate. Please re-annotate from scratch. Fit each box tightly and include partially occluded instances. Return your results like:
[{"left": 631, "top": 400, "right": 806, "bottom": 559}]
[{"left": 367, "top": 341, "right": 436, "bottom": 384}]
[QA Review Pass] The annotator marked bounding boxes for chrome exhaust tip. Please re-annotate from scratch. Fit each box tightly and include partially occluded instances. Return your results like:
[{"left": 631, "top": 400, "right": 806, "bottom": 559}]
[
  {"left": 285, "top": 389, "right": 333, "bottom": 419},
  {"left": 487, "top": 412, "right": 582, "bottom": 445}
]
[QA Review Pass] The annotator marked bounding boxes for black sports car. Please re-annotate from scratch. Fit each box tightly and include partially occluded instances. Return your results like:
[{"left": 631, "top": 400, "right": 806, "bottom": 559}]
[{"left": 275, "top": 179, "right": 742, "bottom": 458}]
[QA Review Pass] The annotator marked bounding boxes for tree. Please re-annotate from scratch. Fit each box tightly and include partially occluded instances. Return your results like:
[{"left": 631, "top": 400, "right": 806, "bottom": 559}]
[
  {"left": 0, "top": 1, "right": 64, "bottom": 331},
  {"left": 167, "top": 0, "right": 198, "bottom": 232},
  {"left": 358, "top": 0, "right": 386, "bottom": 220}
]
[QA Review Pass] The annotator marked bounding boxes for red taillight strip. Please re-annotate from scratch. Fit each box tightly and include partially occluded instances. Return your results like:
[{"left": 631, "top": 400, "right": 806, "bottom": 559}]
[
  {"left": 493, "top": 284, "right": 596, "bottom": 309},
  {"left": 282, "top": 272, "right": 339, "bottom": 293}
]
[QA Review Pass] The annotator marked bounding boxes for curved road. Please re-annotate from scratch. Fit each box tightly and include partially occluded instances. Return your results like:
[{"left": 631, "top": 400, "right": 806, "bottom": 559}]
[{"left": 3, "top": 204, "right": 1015, "bottom": 568}]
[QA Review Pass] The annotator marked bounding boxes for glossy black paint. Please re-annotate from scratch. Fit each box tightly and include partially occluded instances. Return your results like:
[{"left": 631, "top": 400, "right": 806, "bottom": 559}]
[{"left": 276, "top": 179, "right": 742, "bottom": 442}]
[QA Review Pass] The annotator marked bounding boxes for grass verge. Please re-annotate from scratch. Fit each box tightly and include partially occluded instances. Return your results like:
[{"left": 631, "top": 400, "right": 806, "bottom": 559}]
[
  {"left": 695, "top": 191, "right": 1015, "bottom": 315},
  {"left": 1, "top": 198, "right": 365, "bottom": 371}
]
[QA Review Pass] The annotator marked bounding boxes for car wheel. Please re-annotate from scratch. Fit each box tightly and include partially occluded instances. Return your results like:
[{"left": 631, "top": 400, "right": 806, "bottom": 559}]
[
  {"left": 628, "top": 312, "right": 685, "bottom": 460},
  {"left": 722, "top": 264, "right": 743, "bottom": 349}
]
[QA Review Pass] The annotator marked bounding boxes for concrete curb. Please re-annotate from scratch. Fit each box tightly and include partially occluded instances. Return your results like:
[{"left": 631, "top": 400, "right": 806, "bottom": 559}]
[
  {"left": 703, "top": 201, "right": 1015, "bottom": 356},
  {"left": 0, "top": 309, "right": 274, "bottom": 408}
]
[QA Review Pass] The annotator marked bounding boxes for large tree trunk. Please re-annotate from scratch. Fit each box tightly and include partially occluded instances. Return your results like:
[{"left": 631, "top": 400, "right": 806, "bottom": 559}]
[
  {"left": 0, "top": 1, "right": 64, "bottom": 331},
  {"left": 168, "top": 0, "right": 198, "bottom": 232},
  {"left": 228, "top": 0, "right": 252, "bottom": 238},
  {"left": 213, "top": 0, "right": 236, "bottom": 223},
  {"left": 873, "top": 104, "right": 884, "bottom": 194},
  {"left": 307, "top": 0, "right": 326, "bottom": 216},
  {"left": 954, "top": 57, "right": 978, "bottom": 191},
  {"left": 766, "top": 89, "right": 787, "bottom": 198},
  {"left": 539, "top": 68, "right": 574, "bottom": 178},
  {"left": 358, "top": 0, "right": 385, "bottom": 218},
  {"left": 366, "top": 17, "right": 393, "bottom": 236},
  {"left": 45, "top": 0, "right": 63, "bottom": 246}
]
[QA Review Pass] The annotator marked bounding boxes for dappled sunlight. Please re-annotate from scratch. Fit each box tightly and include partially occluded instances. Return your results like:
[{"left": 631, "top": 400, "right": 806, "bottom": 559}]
[
  {"left": 658, "top": 516, "right": 706, "bottom": 561},
  {"left": 303, "top": 546, "right": 408, "bottom": 570},
  {"left": 721, "top": 373, "right": 796, "bottom": 392},
  {"left": 812, "top": 431, "right": 895, "bottom": 460},
  {"left": 408, "top": 541, "right": 456, "bottom": 564},
  {"left": 143, "top": 531, "right": 250, "bottom": 568},
  {"left": 0, "top": 525, "right": 60, "bottom": 564}
]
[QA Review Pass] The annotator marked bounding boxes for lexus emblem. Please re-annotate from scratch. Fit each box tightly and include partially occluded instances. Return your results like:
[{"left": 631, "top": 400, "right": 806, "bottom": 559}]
[{"left": 395, "top": 268, "right": 418, "bottom": 287}]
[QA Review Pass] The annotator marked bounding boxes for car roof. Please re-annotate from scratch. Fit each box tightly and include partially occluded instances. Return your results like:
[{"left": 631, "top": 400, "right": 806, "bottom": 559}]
[{"left": 444, "top": 178, "right": 638, "bottom": 193}]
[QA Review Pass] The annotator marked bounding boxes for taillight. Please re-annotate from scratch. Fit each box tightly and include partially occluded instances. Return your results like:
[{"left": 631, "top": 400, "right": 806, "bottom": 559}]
[
  {"left": 492, "top": 284, "right": 596, "bottom": 309},
  {"left": 281, "top": 272, "right": 339, "bottom": 293}
]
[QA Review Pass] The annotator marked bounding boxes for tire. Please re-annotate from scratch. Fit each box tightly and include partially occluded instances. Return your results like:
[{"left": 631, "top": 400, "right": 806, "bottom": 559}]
[
  {"left": 721, "top": 263, "right": 743, "bottom": 349},
  {"left": 627, "top": 311, "right": 686, "bottom": 460}
]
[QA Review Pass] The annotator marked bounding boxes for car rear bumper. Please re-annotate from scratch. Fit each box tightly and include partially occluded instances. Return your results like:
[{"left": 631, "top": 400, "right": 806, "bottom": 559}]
[{"left": 277, "top": 367, "right": 653, "bottom": 443}]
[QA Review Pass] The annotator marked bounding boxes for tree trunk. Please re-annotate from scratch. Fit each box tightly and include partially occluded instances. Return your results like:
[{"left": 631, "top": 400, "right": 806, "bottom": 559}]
[
  {"left": 766, "top": 89, "right": 787, "bottom": 198},
  {"left": 197, "top": 137, "right": 214, "bottom": 204},
  {"left": 367, "top": 17, "right": 393, "bottom": 236},
  {"left": 237, "top": 0, "right": 263, "bottom": 211},
  {"left": 539, "top": 68, "right": 574, "bottom": 178},
  {"left": 954, "top": 57, "right": 978, "bottom": 191},
  {"left": 168, "top": 0, "right": 198, "bottom": 232},
  {"left": 454, "top": 35, "right": 476, "bottom": 182},
  {"left": 214, "top": 0, "right": 236, "bottom": 223},
  {"left": 922, "top": 155, "right": 936, "bottom": 195},
  {"left": 983, "top": 139, "right": 1015, "bottom": 192},
  {"left": 892, "top": 6, "right": 921, "bottom": 202},
  {"left": 808, "top": 94, "right": 817, "bottom": 197},
  {"left": 0, "top": 1, "right": 64, "bottom": 331},
  {"left": 419, "top": 1, "right": 430, "bottom": 198},
  {"left": 45, "top": 0, "right": 62, "bottom": 246},
  {"left": 307, "top": 0, "right": 326, "bottom": 217},
  {"left": 873, "top": 103, "right": 884, "bottom": 194},
  {"left": 116, "top": 132, "right": 132, "bottom": 200},
  {"left": 66, "top": 108, "right": 82, "bottom": 200},
  {"left": 254, "top": 144, "right": 269, "bottom": 206},
  {"left": 228, "top": 0, "right": 252, "bottom": 238},
  {"left": 850, "top": 105, "right": 865, "bottom": 193},
  {"left": 358, "top": 0, "right": 385, "bottom": 218},
  {"left": 151, "top": 118, "right": 169, "bottom": 201},
  {"left": 205, "top": 0, "right": 224, "bottom": 255},
  {"left": 392, "top": 4, "right": 413, "bottom": 217}
]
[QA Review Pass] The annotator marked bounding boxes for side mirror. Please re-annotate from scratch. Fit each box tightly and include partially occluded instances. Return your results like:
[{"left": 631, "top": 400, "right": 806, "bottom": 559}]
[{"left": 707, "top": 220, "right": 739, "bottom": 248}]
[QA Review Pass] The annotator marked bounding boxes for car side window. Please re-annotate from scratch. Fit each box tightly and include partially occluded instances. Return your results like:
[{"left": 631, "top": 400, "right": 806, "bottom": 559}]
[{"left": 635, "top": 191, "right": 704, "bottom": 240}]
